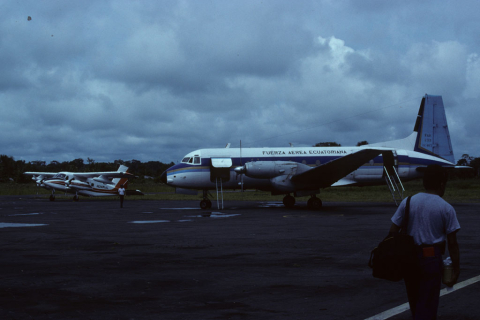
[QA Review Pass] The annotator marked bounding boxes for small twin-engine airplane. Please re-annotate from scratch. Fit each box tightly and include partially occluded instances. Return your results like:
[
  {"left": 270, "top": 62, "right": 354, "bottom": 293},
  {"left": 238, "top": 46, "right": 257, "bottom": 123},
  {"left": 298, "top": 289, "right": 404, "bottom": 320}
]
[
  {"left": 161, "top": 94, "right": 459, "bottom": 210},
  {"left": 24, "top": 165, "right": 143, "bottom": 201}
]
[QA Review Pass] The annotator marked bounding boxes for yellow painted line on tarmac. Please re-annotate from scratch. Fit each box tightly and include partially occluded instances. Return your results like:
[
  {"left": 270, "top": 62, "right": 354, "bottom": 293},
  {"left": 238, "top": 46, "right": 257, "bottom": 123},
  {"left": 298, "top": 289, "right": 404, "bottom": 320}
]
[{"left": 365, "top": 275, "right": 480, "bottom": 320}]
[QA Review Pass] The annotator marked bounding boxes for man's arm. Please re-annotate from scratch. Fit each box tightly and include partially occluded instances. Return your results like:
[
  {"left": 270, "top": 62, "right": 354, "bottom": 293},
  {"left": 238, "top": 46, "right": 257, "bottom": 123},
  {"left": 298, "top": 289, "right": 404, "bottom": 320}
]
[
  {"left": 445, "top": 230, "right": 460, "bottom": 287},
  {"left": 389, "top": 223, "right": 400, "bottom": 234}
]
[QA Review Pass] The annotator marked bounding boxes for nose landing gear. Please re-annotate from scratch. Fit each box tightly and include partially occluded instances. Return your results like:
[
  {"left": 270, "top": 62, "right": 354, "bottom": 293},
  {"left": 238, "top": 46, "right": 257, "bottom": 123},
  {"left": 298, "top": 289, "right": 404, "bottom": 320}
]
[
  {"left": 200, "top": 199, "right": 212, "bottom": 209},
  {"left": 49, "top": 189, "right": 56, "bottom": 201},
  {"left": 200, "top": 190, "right": 212, "bottom": 209}
]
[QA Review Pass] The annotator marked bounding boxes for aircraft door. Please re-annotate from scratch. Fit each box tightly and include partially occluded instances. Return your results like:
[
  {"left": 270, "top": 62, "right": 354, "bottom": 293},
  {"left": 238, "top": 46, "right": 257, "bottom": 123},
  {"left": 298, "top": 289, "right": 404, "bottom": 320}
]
[
  {"left": 210, "top": 158, "right": 232, "bottom": 183},
  {"left": 382, "top": 151, "right": 397, "bottom": 176}
]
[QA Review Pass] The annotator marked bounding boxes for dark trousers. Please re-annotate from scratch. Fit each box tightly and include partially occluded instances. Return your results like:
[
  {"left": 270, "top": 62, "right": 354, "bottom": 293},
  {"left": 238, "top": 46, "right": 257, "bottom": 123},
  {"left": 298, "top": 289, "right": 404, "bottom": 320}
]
[
  {"left": 404, "top": 247, "right": 443, "bottom": 320},
  {"left": 119, "top": 195, "right": 124, "bottom": 208}
]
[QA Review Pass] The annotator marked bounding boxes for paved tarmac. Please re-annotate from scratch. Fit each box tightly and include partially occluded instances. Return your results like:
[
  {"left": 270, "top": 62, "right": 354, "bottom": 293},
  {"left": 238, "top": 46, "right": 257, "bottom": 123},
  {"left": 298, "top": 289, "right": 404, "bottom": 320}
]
[{"left": 0, "top": 195, "right": 479, "bottom": 320}]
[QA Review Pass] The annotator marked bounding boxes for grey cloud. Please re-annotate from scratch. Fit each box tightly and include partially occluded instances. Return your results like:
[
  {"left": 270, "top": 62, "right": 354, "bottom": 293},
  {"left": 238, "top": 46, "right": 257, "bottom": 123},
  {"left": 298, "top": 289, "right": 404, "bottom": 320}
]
[{"left": 1, "top": 0, "right": 480, "bottom": 164}]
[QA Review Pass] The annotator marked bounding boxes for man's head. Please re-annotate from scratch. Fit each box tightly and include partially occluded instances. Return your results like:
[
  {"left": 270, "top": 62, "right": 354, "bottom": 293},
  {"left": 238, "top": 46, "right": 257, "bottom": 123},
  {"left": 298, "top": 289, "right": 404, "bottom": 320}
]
[{"left": 423, "top": 164, "right": 448, "bottom": 196}]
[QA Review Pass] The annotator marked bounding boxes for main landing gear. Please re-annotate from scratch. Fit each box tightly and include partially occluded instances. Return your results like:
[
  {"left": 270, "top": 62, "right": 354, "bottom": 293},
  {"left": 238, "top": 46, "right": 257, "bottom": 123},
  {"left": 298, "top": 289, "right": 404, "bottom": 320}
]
[
  {"left": 283, "top": 194, "right": 295, "bottom": 208},
  {"left": 307, "top": 196, "right": 322, "bottom": 210},
  {"left": 282, "top": 194, "right": 323, "bottom": 210},
  {"left": 49, "top": 189, "right": 56, "bottom": 201}
]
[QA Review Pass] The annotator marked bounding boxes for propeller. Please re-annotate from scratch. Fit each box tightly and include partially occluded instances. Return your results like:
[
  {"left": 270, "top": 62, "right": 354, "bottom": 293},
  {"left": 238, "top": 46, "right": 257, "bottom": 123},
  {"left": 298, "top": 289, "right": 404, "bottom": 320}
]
[
  {"left": 34, "top": 176, "right": 45, "bottom": 196},
  {"left": 65, "top": 176, "right": 73, "bottom": 189},
  {"left": 234, "top": 166, "right": 245, "bottom": 175},
  {"left": 239, "top": 140, "right": 244, "bottom": 192}
]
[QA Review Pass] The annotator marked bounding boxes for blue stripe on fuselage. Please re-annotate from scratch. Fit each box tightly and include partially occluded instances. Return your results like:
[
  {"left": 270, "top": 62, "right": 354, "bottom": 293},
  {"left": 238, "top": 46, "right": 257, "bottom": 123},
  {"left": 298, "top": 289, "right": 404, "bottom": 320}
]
[{"left": 166, "top": 152, "right": 453, "bottom": 177}]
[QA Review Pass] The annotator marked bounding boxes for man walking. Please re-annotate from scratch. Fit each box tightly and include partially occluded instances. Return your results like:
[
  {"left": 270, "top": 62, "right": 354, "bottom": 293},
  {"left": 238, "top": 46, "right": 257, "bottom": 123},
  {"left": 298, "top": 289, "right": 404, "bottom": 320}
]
[
  {"left": 389, "top": 164, "right": 460, "bottom": 319},
  {"left": 118, "top": 184, "right": 126, "bottom": 208}
]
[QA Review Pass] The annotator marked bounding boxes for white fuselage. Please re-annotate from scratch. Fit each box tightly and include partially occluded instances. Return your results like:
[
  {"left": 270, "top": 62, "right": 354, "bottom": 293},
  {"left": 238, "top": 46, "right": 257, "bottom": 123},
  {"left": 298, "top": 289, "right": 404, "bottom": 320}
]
[
  {"left": 165, "top": 146, "right": 453, "bottom": 193},
  {"left": 39, "top": 173, "right": 123, "bottom": 197}
]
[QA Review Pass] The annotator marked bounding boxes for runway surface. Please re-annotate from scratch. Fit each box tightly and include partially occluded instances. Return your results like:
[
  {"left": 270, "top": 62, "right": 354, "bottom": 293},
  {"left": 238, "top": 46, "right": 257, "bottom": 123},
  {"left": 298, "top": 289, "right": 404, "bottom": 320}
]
[{"left": 1, "top": 196, "right": 479, "bottom": 319}]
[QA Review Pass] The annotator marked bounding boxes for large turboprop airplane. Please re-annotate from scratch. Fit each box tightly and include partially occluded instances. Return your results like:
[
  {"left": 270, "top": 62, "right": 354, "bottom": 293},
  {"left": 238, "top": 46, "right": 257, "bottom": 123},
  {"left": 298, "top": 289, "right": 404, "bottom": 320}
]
[
  {"left": 24, "top": 165, "right": 143, "bottom": 201},
  {"left": 161, "top": 94, "right": 457, "bottom": 210}
]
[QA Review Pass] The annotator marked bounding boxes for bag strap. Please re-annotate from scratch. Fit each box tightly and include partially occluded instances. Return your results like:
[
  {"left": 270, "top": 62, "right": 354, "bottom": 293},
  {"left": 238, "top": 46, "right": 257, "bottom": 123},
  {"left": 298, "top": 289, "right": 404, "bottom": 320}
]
[{"left": 401, "top": 196, "right": 412, "bottom": 235}]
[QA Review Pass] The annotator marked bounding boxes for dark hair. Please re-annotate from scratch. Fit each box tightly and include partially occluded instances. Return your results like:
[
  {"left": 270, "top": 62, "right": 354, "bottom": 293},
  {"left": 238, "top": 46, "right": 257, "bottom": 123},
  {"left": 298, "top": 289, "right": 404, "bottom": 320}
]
[{"left": 423, "top": 164, "right": 448, "bottom": 190}]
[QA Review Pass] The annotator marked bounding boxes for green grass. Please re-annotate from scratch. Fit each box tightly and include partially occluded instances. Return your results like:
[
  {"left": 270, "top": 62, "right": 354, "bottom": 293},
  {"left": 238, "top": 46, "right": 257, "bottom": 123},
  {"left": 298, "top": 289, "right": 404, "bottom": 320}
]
[{"left": 2, "top": 178, "right": 479, "bottom": 203}]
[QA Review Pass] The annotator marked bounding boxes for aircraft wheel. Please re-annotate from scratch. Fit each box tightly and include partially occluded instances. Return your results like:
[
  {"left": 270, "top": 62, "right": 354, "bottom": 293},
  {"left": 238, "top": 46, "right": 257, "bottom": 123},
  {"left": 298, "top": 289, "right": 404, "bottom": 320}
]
[
  {"left": 73, "top": 195, "right": 79, "bottom": 202},
  {"left": 49, "top": 195, "right": 55, "bottom": 202},
  {"left": 200, "top": 199, "right": 211, "bottom": 210},
  {"left": 307, "top": 197, "right": 322, "bottom": 210},
  {"left": 283, "top": 195, "right": 295, "bottom": 208}
]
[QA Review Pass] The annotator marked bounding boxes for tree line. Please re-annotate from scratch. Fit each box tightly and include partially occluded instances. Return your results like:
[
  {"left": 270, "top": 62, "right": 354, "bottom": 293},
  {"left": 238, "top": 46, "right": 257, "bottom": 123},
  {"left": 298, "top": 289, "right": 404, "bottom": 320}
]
[
  {"left": 0, "top": 155, "right": 174, "bottom": 183},
  {"left": 1, "top": 152, "right": 478, "bottom": 184},
  {"left": 456, "top": 154, "right": 480, "bottom": 177}
]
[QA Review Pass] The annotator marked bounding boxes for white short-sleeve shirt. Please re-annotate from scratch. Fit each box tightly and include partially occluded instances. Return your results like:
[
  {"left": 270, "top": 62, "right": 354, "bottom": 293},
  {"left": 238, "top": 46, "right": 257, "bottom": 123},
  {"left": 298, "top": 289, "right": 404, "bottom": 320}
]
[{"left": 391, "top": 193, "right": 460, "bottom": 246}]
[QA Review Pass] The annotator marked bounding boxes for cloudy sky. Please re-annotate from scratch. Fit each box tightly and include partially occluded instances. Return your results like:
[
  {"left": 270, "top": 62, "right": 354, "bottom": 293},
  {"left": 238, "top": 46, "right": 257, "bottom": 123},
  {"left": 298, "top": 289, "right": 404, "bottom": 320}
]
[{"left": 1, "top": 0, "right": 479, "bottom": 164}]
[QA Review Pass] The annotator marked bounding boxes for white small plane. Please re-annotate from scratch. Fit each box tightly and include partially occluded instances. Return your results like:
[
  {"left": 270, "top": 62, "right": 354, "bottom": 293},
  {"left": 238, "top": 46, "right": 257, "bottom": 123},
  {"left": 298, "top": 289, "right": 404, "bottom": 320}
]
[
  {"left": 161, "top": 94, "right": 459, "bottom": 210},
  {"left": 24, "top": 165, "right": 143, "bottom": 201}
]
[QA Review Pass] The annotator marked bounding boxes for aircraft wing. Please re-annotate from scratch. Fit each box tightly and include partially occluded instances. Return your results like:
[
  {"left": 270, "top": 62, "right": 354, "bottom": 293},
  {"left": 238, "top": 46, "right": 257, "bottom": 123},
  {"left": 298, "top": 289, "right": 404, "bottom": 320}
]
[
  {"left": 72, "top": 171, "right": 133, "bottom": 179},
  {"left": 24, "top": 172, "right": 57, "bottom": 177},
  {"left": 127, "top": 189, "right": 144, "bottom": 196},
  {"left": 291, "top": 149, "right": 384, "bottom": 188},
  {"left": 69, "top": 172, "right": 134, "bottom": 183},
  {"left": 24, "top": 171, "right": 133, "bottom": 179}
]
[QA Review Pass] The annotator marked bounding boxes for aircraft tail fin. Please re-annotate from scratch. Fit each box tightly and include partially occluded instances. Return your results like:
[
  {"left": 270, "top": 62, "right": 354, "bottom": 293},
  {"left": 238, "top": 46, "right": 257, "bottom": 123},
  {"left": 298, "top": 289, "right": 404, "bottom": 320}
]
[
  {"left": 113, "top": 165, "right": 130, "bottom": 189},
  {"left": 413, "top": 94, "right": 455, "bottom": 163},
  {"left": 368, "top": 94, "right": 455, "bottom": 164}
]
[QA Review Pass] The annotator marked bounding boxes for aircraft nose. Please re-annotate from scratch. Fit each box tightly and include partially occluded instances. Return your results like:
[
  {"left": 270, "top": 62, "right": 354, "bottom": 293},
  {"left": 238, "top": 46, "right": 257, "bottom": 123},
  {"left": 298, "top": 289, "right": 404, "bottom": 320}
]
[{"left": 160, "top": 171, "right": 167, "bottom": 184}]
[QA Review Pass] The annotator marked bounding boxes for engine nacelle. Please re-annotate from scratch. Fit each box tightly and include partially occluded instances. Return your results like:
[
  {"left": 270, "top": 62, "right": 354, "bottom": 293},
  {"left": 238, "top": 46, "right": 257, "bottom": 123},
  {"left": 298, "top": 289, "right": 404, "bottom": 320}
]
[
  {"left": 240, "top": 161, "right": 298, "bottom": 179},
  {"left": 34, "top": 175, "right": 45, "bottom": 187},
  {"left": 236, "top": 161, "right": 312, "bottom": 179},
  {"left": 93, "top": 175, "right": 113, "bottom": 184},
  {"left": 270, "top": 175, "right": 296, "bottom": 193},
  {"left": 68, "top": 179, "right": 90, "bottom": 189}
]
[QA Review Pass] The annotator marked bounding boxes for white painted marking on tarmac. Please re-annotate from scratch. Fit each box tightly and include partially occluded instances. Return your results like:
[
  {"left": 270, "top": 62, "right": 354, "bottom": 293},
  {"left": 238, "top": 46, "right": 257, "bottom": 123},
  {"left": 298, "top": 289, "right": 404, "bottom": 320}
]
[
  {"left": 0, "top": 223, "right": 48, "bottom": 228},
  {"left": 8, "top": 213, "right": 43, "bottom": 216},
  {"left": 440, "top": 274, "right": 480, "bottom": 296},
  {"left": 210, "top": 212, "right": 240, "bottom": 218},
  {"left": 159, "top": 208, "right": 198, "bottom": 210},
  {"left": 185, "top": 212, "right": 241, "bottom": 219},
  {"left": 364, "top": 275, "right": 480, "bottom": 320},
  {"left": 258, "top": 202, "right": 284, "bottom": 208},
  {"left": 364, "top": 302, "right": 410, "bottom": 320},
  {"left": 129, "top": 220, "right": 170, "bottom": 224}
]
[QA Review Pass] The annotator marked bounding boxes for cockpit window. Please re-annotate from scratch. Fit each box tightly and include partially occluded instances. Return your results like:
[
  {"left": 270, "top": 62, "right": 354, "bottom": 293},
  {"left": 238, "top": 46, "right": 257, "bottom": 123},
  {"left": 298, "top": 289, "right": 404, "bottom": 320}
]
[
  {"left": 53, "top": 173, "right": 66, "bottom": 180},
  {"left": 181, "top": 155, "right": 201, "bottom": 165}
]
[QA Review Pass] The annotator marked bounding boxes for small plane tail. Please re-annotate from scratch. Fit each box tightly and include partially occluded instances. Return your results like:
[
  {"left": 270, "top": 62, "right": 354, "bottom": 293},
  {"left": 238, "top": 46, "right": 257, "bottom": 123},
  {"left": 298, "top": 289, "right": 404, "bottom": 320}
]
[
  {"left": 113, "top": 165, "right": 130, "bottom": 189},
  {"left": 368, "top": 94, "right": 455, "bottom": 164}
]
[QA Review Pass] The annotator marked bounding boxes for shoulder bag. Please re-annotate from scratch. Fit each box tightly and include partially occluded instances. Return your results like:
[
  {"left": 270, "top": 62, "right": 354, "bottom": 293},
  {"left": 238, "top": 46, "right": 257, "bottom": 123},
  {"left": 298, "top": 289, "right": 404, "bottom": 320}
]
[{"left": 368, "top": 196, "right": 416, "bottom": 282}]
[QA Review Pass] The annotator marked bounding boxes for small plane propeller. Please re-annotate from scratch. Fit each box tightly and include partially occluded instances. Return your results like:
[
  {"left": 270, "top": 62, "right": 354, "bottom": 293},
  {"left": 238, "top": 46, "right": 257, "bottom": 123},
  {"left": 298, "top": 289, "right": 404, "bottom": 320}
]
[
  {"left": 65, "top": 178, "right": 74, "bottom": 189},
  {"left": 35, "top": 178, "right": 43, "bottom": 195}
]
